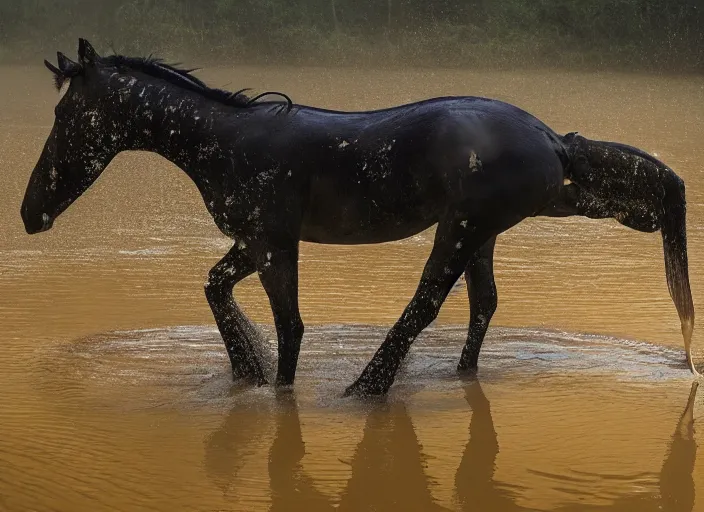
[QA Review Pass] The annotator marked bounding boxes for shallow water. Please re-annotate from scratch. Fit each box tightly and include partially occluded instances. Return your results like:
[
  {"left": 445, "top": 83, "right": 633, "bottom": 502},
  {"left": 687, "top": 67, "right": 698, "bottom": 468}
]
[{"left": 1, "top": 65, "right": 704, "bottom": 511}]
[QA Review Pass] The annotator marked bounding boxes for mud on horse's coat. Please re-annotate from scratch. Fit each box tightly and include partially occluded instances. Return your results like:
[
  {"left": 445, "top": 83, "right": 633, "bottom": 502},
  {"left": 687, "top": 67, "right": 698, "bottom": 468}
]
[{"left": 21, "top": 39, "right": 697, "bottom": 396}]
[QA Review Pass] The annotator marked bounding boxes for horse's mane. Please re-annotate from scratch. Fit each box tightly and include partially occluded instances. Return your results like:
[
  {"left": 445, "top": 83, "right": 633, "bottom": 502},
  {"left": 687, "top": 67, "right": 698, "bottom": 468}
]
[{"left": 100, "top": 54, "right": 293, "bottom": 110}]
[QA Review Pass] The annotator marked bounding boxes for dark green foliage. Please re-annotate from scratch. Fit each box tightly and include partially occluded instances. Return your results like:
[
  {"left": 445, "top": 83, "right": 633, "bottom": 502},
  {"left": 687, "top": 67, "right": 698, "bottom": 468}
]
[{"left": 0, "top": 0, "right": 702, "bottom": 71}]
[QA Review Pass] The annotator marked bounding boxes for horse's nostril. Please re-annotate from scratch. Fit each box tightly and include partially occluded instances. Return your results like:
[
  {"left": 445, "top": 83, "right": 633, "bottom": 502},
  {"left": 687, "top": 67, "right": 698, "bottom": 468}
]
[{"left": 20, "top": 205, "right": 53, "bottom": 234}]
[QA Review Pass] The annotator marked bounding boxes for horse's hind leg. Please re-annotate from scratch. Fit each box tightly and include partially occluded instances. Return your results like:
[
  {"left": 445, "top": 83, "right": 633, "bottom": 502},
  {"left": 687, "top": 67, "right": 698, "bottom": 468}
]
[
  {"left": 345, "top": 219, "right": 496, "bottom": 396},
  {"left": 205, "top": 244, "right": 266, "bottom": 384},
  {"left": 458, "top": 237, "right": 497, "bottom": 373}
]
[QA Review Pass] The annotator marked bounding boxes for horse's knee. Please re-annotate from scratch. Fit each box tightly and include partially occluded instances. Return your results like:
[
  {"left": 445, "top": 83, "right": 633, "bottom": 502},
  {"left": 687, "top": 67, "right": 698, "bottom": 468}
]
[
  {"left": 204, "top": 273, "right": 225, "bottom": 303},
  {"left": 205, "top": 264, "right": 247, "bottom": 303}
]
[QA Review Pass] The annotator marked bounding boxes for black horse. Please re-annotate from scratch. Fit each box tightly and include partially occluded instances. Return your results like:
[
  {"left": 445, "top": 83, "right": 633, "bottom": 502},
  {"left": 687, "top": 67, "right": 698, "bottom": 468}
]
[{"left": 21, "top": 39, "right": 696, "bottom": 396}]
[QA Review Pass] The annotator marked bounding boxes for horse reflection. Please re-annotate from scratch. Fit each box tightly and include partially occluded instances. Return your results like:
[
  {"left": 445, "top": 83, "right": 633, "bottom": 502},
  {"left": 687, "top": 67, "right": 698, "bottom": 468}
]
[
  {"left": 205, "top": 382, "right": 697, "bottom": 510},
  {"left": 268, "top": 393, "right": 447, "bottom": 511},
  {"left": 205, "top": 391, "right": 448, "bottom": 510},
  {"left": 203, "top": 399, "right": 271, "bottom": 496},
  {"left": 457, "top": 381, "right": 698, "bottom": 512},
  {"left": 267, "top": 392, "right": 334, "bottom": 512}
]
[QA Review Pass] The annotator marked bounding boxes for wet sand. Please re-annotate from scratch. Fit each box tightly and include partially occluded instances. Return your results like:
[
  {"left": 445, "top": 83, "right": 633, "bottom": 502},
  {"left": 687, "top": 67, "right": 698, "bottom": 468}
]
[{"left": 1, "top": 65, "right": 704, "bottom": 510}]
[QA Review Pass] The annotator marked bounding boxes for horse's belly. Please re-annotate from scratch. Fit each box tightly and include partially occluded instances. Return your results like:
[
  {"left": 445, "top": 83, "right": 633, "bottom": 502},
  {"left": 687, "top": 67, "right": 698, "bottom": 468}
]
[{"left": 300, "top": 186, "right": 440, "bottom": 244}]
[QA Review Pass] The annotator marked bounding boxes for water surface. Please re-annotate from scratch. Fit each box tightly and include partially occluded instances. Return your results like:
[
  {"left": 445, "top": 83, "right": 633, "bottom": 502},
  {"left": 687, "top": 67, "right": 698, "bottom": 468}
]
[{"left": 1, "top": 65, "right": 703, "bottom": 511}]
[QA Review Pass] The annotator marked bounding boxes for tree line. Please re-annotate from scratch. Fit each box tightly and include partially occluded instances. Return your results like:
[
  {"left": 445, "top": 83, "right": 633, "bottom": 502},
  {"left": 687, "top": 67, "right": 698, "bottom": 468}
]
[{"left": 1, "top": 0, "right": 702, "bottom": 71}]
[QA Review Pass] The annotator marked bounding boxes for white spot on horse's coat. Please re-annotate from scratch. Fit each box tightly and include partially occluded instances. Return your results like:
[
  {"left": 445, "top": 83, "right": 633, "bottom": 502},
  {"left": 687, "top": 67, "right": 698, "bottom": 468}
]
[
  {"left": 266, "top": 252, "right": 272, "bottom": 260},
  {"left": 469, "top": 151, "right": 480, "bottom": 172},
  {"left": 85, "top": 109, "right": 99, "bottom": 126},
  {"left": 460, "top": 220, "right": 468, "bottom": 227},
  {"left": 287, "top": 170, "right": 292, "bottom": 177},
  {"left": 238, "top": 240, "right": 247, "bottom": 250},
  {"left": 247, "top": 207, "right": 260, "bottom": 221},
  {"left": 456, "top": 242, "right": 462, "bottom": 249},
  {"left": 563, "top": 178, "right": 572, "bottom": 185},
  {"left": 138, "top": 87, "right": 146, "bottom": 97},
  {"left": 338, "top": 140, "right": 350, "bottom": 148},
  {"left": 89, "top": 159, "right": 102, "bottom": 174},
  {"left": 49, "top": 167, "right": 58, "bottom": 191}
]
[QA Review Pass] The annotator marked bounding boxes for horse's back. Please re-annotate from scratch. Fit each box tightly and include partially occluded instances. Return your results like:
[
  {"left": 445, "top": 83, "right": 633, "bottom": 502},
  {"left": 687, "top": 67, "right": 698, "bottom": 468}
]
[{"left": 296, "top": 97, "right": 566, "bottom": 245}]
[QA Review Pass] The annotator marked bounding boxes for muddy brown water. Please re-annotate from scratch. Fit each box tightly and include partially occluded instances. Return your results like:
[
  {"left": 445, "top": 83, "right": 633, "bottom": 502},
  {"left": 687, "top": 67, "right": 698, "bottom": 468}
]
[{"left": 1, "top": 65, "right": 704, "bottom": 511}]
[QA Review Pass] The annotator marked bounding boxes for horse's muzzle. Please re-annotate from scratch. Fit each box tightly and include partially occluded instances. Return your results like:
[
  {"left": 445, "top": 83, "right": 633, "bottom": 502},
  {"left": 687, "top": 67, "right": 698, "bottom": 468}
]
[{"left": 21, "top": 203, "right": 54, "bottom": 234}]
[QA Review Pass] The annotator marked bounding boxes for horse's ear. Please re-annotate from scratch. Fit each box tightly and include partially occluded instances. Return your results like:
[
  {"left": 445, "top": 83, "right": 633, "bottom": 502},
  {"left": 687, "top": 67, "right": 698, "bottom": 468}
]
[
  {"left": 44, "top": 59, "right": 61, "bottom": 76},
  {"left": 44, "top": 59, "right": 67, "bottom": 91},
  {"left": 78, "top": 38, "right": 99, "bottom": 65},
  {"left": 57, "top": 52, "right": 81, "bottom": 75}
]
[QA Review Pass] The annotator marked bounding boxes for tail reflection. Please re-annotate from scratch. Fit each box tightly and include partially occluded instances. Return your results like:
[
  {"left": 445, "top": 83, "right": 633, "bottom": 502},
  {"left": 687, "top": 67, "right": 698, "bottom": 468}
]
[
  {"left": 205, "top": 382, "right": 697, "bottom": 511},
  {"left": 455, "top": 380, "right": 698, "bottom": 512},
  {"left": 656, "top": 381, "right": 698, "bottom": 512}
]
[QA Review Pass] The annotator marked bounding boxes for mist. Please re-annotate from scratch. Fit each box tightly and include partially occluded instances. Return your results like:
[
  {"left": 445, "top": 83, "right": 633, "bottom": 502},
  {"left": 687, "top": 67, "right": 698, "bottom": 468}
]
[{"left": 1, "top": 0, "right": 703, "bottom": 71}]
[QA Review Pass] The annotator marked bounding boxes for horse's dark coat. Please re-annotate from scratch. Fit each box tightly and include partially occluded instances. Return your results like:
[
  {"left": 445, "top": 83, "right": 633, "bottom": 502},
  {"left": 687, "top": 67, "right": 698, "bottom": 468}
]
[{"left": 21, "top": 40, "right": 696, "bottom": 395}]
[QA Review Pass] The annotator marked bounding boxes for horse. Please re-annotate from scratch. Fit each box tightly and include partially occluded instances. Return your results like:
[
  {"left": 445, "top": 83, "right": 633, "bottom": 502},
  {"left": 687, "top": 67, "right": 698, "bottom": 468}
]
[{"left": 21, "top": 39, "right": 697, "bottom": 396}]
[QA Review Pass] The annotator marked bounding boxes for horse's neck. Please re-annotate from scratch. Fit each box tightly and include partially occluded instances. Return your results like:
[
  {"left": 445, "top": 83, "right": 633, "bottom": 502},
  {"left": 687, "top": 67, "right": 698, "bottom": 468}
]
[{"left": 124, "top": 83, "right": 238, "bottom": 186}]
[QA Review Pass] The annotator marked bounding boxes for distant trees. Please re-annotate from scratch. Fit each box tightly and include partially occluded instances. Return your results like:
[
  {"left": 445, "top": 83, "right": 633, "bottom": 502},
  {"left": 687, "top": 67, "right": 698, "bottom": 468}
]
[{"left": 0, "top": 0, "right": 701, "bottom": 71}]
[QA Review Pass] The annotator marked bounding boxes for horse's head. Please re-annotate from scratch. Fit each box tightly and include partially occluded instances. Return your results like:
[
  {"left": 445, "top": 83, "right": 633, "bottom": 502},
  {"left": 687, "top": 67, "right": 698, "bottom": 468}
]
[
  {"left": 565, "top": 133, "right": 697, "bottom": 374},
  {"left": 21, "top": 39, "right": 121, "bottom": 234}
]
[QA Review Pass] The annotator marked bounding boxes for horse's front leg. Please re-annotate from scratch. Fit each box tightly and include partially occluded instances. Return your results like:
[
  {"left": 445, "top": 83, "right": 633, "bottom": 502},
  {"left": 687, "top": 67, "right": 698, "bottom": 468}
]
[
  {"left": 205, "top": 244, "right": 266, "bottom": 384},
  {"left": 257, "top": 244, "right": 304, "bottom": 387},
  {"left": 458, "top": 237, "right": 498, "bottom": 373}
]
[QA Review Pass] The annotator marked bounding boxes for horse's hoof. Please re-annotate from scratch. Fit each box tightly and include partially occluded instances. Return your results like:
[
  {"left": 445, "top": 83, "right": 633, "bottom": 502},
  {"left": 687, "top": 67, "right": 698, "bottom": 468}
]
[
  {"left": 232, "top": 366, "right": 268, "bottom": 387},
  {"left": 456, "top": 363, "right": 478, "bottom": 377},
  {"left": 343, "top": 382, "right": 366, "bottom": 398},
  {"left": 275, "top": 379, "right": 295, "bottom": 390},
  {"left": 343, "top": 377, "right": 390, "bottom": 397}
]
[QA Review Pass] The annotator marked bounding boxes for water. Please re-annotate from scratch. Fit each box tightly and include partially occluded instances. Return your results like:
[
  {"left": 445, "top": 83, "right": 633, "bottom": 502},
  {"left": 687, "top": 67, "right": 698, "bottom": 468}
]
[{"left": 1, "top": 65, "right": 704, "bottom": 511}]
